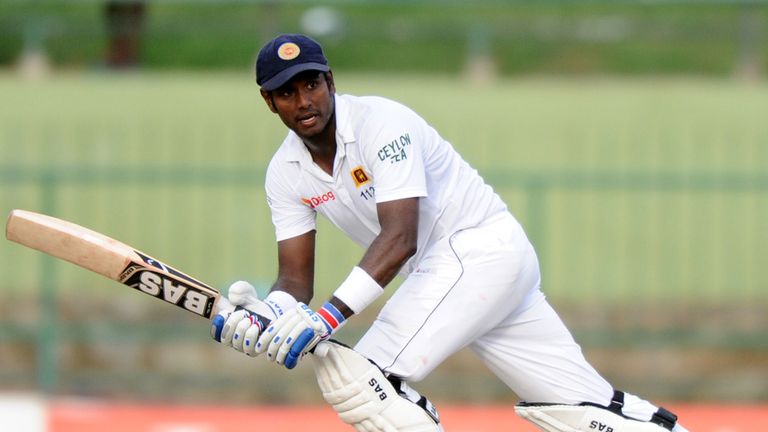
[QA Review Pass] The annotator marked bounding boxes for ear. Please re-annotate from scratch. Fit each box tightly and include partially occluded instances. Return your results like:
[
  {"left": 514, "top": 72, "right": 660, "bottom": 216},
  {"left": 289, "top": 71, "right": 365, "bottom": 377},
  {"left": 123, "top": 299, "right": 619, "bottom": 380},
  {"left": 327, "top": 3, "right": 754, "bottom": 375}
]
[{"left": 260, "top": 89, "right": 278, "bottom": 113}]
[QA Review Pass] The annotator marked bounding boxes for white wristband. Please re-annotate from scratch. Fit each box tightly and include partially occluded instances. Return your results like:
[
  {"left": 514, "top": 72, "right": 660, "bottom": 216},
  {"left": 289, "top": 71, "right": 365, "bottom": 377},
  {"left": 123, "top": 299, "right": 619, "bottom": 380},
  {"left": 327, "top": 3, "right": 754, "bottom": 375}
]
[{"left": 332, "top": 266, "right": 383, "bottom": 314}]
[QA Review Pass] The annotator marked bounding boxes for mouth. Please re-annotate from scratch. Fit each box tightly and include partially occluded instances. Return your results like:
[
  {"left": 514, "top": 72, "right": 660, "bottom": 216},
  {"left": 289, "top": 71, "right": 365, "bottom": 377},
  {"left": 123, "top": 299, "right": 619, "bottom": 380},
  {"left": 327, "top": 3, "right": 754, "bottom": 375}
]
[{"left": 298, "top": 113, "right": 319, "bottom": 127}]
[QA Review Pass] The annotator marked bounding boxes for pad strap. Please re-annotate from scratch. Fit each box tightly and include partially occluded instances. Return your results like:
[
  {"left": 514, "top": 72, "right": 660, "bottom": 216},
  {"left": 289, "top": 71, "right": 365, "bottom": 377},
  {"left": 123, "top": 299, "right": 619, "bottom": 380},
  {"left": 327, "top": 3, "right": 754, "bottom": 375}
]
[
  {"left": 581, "top": 390, "right": 678, "bottom": 431},
  {"left": 651, "top": 407, "right": 678, "bottom": 430},
  {"left": 387, "top": 374, "right": 441, "bottom": 424}
]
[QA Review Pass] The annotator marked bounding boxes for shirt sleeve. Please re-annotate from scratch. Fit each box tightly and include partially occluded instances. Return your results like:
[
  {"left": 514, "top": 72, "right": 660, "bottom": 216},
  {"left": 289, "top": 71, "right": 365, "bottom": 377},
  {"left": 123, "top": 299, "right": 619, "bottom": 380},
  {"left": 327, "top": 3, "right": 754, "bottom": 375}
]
[
  {"left": 265, "top": 160, "right": 316, "bottom": 241},
  {"left": 361, "top": 105, "right": 428, "bottom": 203}
]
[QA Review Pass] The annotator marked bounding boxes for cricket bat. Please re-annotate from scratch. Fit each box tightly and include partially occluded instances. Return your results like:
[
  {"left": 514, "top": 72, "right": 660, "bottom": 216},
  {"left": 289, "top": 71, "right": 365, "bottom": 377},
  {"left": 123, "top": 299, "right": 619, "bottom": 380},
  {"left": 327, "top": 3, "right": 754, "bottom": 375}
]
[{"left": 5, "top": 209, "right": 234, "bottom": 320}]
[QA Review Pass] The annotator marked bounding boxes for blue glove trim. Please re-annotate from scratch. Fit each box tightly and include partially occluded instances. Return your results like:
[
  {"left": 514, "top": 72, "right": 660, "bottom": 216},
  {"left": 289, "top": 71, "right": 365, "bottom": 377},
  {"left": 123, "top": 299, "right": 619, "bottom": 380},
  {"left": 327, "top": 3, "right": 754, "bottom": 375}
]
[
  {"left": 211, "top": 314, "right": 225, "bottom": 342},
  {"left": 317, "top": 302, "right": 345, "bottom": 333},
  {"left": 285, "top": 328, "right": 316, "bottom": 369},
  {"left": 324, "top": 302, "right": 345, "bottom": 323}
]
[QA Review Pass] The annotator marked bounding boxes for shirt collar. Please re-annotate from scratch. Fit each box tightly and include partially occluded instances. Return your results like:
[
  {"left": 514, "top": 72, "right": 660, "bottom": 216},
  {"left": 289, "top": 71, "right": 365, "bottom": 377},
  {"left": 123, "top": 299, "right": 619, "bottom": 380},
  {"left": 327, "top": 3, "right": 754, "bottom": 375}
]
[{"left": 334, "top": 94, "right": 356, "bottom": 146}]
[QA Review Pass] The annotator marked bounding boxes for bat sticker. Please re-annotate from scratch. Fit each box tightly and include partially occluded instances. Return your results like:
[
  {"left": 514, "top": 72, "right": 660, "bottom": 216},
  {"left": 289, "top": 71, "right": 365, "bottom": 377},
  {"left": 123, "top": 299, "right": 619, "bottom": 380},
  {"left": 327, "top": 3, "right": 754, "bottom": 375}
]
[
  {"left": 121, "top": 262, "right": 216, "bottom": 318},
  {"left": 135, "top": 251, "right": 216, "bottom": 290}
]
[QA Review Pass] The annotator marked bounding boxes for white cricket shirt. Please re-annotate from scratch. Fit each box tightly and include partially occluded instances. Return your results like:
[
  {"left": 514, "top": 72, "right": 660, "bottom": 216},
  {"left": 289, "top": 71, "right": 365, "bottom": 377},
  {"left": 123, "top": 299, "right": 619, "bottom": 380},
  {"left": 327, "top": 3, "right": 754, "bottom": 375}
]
[{"left": 265, "top": 94, "right": 507, "bottom": 275}]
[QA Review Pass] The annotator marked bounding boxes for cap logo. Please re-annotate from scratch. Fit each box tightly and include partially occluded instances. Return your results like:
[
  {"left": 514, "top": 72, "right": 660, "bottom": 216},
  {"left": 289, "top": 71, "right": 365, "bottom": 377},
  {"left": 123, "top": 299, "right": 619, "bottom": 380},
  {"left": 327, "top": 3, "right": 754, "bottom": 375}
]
[{"left": 277, "top": 42, "right": 300, "bottom": 60}]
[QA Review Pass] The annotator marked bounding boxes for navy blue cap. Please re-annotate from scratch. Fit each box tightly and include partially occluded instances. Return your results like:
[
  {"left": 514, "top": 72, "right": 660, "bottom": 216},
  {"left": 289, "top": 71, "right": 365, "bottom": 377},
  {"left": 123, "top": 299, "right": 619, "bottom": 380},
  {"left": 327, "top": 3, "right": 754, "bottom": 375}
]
[{"left": 256, "top": 34, "right": 330, "bottom": 91}]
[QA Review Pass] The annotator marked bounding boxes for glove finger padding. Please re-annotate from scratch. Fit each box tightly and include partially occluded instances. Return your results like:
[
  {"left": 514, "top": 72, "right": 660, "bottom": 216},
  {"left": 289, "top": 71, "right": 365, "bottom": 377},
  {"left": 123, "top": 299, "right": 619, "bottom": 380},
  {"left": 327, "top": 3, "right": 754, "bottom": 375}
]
[
  {"left": 242, "top": 324, "right": 262, "bottom": 356},
  {"left": 277, "top": 321, "right": 315, "bottom": 365},
  {"left": 220, "top": 309, "right": 249, "bottom": 346},
  {"left": 311, "top": 341, "right": 442, "bottom": 432},
  {"left": 232, "top": 315, "right": 256, "bottom": 351},
  {"left": 267, "top": 312, "right": 303, "bottom": 363},
  {"left": 256, "top": 308, "right": 299, "bottom": 359},
  {"left": 257, "top": 303, "right": 329, "bottom": 368}
]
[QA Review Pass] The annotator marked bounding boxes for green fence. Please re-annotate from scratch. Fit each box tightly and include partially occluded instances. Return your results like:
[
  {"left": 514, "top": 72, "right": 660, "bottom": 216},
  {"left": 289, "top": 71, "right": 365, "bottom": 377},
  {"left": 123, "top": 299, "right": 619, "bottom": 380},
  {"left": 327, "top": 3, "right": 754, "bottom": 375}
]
[
  {"left": 1, "top": 73, "right": 766, "bottom": 402},
  {"left": 2, "top": 1, "right": 766, "bottom": 76}
]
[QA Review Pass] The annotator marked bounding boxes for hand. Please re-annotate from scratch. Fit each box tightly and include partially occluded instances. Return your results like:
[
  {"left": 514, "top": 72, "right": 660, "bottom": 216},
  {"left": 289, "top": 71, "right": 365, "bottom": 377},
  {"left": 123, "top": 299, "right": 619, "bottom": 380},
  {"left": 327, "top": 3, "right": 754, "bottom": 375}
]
[
  {"left": 255, "top": 302, "right": 331, "bottom": 369},
  {"left": 211, "top": 281, "right": 283, "bottom": 357}
]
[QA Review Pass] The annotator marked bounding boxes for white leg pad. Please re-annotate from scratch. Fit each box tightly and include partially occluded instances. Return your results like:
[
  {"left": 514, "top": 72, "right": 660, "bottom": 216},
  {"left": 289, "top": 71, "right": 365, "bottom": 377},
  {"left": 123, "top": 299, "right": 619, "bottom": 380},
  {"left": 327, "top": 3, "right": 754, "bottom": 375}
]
[
  {"left": 311, "top": 340, "right": 442, "bottom": 432},
  {"left": 515, "top": 404, "right": 680, "bottom": 432}
]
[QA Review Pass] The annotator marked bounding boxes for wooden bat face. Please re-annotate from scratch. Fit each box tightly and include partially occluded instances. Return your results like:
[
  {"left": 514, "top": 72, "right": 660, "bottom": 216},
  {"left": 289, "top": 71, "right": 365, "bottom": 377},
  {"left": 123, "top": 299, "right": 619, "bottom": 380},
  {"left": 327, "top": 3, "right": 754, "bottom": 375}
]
[{"left": 5, "top": 209, "right": 227, "bottom": 319}]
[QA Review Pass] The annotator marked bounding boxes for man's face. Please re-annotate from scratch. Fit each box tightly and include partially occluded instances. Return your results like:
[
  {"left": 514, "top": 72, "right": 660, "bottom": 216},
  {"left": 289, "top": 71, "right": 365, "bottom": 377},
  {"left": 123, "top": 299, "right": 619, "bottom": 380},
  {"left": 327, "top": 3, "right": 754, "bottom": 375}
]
[{"left": 261, "top": 71, "right": 336, "bottom": 141}]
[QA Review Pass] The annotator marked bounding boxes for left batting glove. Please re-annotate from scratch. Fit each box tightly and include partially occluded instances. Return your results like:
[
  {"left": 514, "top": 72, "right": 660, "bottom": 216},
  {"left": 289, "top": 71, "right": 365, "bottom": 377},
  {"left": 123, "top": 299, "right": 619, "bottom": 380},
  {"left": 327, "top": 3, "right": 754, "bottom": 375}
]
[
  {"left": 211, "top": 281, "right": 297, "bottom": 357},
  {"left": 255, "top": 302, "right": 346, "bottom": 369}
]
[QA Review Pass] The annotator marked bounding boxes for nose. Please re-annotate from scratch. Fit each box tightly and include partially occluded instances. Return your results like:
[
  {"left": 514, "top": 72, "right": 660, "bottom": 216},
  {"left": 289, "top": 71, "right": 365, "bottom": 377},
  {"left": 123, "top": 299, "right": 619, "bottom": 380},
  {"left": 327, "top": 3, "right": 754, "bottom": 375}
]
[{"left": 296, "top": 88, "right": 312, "bottom": 109}]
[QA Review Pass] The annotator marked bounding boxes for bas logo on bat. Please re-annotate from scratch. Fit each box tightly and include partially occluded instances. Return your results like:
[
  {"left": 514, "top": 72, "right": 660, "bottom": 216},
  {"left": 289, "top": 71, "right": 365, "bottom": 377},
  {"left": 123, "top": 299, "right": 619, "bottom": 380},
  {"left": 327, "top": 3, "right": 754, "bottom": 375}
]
[{"left": 119, "top": 251, "right": 216, "bottom": 318}]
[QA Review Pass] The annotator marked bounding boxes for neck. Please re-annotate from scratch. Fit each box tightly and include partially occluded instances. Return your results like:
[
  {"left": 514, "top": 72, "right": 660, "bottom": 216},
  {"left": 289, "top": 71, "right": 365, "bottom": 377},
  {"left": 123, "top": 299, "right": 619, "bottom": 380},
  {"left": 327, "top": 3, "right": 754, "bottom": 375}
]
[{"left": 303, "top": 113, "right": 337, "bottom": 175}]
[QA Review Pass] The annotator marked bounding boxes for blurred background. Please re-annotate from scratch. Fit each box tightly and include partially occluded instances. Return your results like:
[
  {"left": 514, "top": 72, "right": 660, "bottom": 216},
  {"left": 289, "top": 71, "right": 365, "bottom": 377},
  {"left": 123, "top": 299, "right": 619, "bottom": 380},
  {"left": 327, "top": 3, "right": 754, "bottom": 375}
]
[{"left": 0, "top": 0, "right": 766, "bottom": 430}]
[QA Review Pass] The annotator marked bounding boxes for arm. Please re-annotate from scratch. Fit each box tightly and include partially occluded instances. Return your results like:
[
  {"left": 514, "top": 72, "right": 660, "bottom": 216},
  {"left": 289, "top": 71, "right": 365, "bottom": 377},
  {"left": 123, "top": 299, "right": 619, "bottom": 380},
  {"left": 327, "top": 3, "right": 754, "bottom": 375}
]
[
  {"left": 210, "top": 231, "right": 314, "bottom": 356},
  {"left": 272, "top": 230, "right": 316, "bottom": 304},
  {"left": 256, "top": 198, "right": 421, "bottom": 368},
  {"left": 329, "top": 197, "right": 419, "bottom": 318},
  {"left": 360, "top": 197, "right": 419, "bottom": 287}
]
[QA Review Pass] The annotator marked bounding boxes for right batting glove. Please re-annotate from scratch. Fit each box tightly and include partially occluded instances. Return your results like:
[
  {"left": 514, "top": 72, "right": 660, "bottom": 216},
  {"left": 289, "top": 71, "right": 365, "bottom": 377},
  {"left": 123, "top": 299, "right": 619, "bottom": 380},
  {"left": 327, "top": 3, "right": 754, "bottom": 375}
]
[
  {"left": 211, "top": 281, "right": 297, "bottom": 357},
  {"left": 255, "top": 302, "right": 346, "bottom": 369}
]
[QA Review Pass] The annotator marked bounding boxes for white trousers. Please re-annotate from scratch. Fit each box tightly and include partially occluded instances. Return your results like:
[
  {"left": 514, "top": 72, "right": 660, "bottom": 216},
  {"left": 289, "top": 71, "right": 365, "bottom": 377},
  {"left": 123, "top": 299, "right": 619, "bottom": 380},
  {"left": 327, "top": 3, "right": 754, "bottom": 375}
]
[{"left": 354, "top": 212, "right": 614, "bottom": 405}]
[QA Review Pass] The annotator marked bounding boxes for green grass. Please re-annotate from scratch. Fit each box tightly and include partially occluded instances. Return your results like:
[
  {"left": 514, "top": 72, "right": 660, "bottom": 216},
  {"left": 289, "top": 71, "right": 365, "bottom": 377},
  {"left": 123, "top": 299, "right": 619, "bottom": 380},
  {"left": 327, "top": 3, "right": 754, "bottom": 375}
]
[{"left": 1, "top": 72, "right": 766, "bottom": 309}]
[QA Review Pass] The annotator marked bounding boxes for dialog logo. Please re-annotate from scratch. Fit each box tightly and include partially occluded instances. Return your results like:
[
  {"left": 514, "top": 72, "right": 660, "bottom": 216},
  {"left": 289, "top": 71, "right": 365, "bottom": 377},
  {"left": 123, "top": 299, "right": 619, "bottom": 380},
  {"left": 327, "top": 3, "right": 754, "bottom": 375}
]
[{"left": 302, "top": 191, "right": 336, "bottom": 209}]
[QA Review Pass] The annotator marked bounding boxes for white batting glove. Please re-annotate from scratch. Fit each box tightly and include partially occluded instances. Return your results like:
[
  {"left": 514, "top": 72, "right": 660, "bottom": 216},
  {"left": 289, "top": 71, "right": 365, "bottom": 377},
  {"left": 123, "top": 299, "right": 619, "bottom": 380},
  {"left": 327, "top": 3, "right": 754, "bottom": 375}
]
[
  {"left": 255, "top": 301, "right": 346, "bottom": 369},
  {"left": 217, "top": 281, "right": 267, "bottom": 355},
  {"left": 211, "top": 281, "right": 296, "bottom": 357}
]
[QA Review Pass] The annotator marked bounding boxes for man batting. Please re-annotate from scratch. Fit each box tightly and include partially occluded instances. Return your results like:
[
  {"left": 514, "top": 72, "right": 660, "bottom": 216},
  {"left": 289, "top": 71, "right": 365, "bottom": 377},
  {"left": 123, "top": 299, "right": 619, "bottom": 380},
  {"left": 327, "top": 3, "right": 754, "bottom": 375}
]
[{"left": 211, "top": 34, "right": 689, "bottom": 432}]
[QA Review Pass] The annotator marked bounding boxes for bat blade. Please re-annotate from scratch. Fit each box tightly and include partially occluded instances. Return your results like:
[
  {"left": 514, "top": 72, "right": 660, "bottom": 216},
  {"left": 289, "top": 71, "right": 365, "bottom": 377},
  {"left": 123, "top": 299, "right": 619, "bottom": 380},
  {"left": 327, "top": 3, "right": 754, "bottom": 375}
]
[{"left": 5, "top": 209, "right": 228, "bottom": 319}]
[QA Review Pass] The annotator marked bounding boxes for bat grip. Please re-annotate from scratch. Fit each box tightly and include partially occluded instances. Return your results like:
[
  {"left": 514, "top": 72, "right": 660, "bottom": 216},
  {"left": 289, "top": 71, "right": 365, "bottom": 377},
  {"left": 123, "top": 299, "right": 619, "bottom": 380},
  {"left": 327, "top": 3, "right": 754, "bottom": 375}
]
[{"left": 241, "top": 306, "right": 272, "bottom": 331}]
